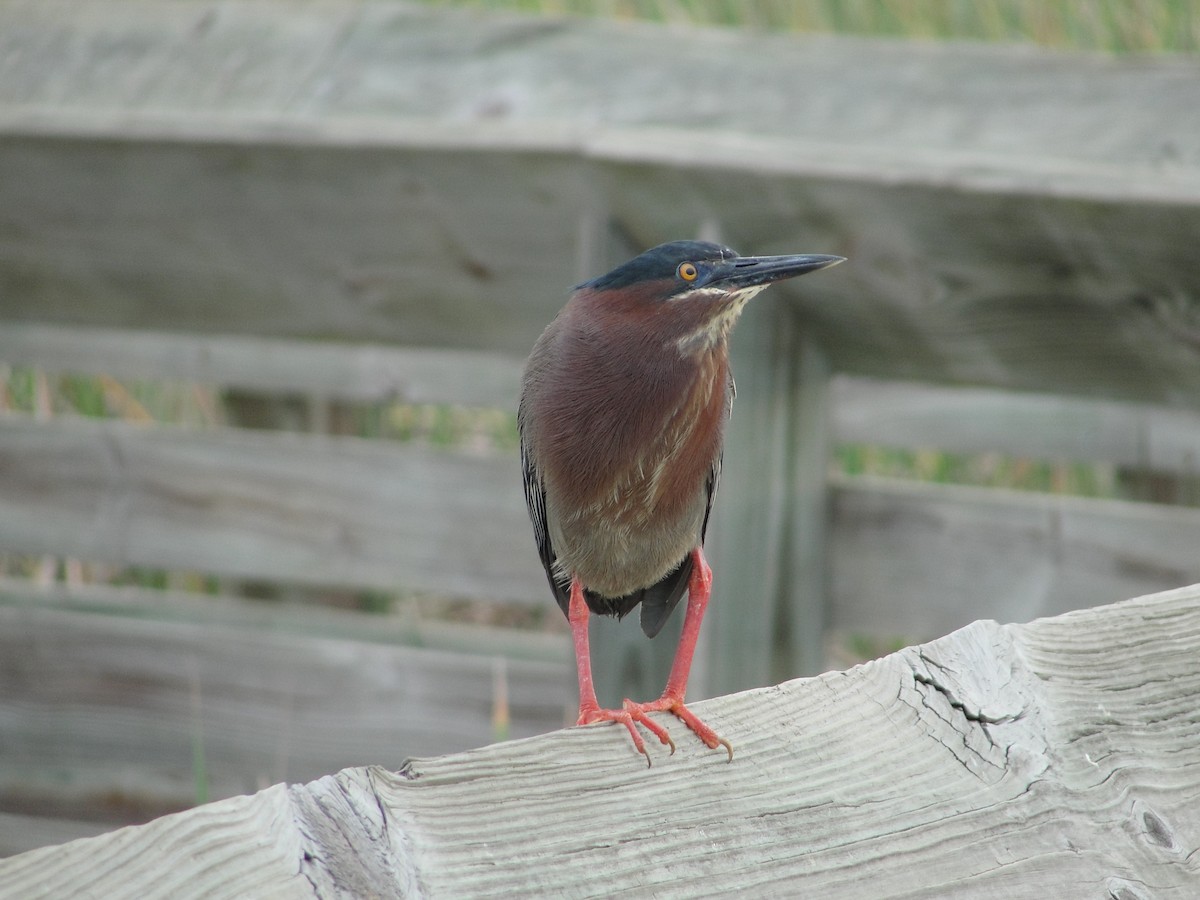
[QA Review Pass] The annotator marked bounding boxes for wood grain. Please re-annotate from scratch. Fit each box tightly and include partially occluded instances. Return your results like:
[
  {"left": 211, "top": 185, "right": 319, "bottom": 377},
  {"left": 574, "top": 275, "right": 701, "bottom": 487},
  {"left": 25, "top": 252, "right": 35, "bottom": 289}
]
[
  {"left": 832, "top": 376, "right": 1200, "bottom": 475},
  {"left": 829, "top": 474, "right": 1200, "bottom": 637},
  {"left": 0, "top": 324, "right": 524, "bottom": 409},
  {"left": 4, "top": 584, "right": 1198, "bottom": 898},
  {"left": 0, "top": 413, "right": 543, "bottom": 603}
]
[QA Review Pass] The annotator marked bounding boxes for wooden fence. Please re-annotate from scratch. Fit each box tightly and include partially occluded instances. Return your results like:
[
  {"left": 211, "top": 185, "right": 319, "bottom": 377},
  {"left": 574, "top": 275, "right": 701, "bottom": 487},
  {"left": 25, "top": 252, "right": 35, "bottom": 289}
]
[{"left": 2, "top": 0, "right": 1200, "bottom": 857}]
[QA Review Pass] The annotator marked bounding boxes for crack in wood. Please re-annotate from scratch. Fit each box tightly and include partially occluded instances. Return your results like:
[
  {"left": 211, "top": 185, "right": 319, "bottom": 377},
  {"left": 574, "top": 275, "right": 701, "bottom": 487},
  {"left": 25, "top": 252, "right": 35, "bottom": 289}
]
[
  {"left": 893, "top": 629, "right": 1053, "bottom": 787},
  {"left": 904, "top": 673, "right": 1008, "bottom": 779},
  {"left": 289, "top": 770, "right": 413, "bottom": 900}
]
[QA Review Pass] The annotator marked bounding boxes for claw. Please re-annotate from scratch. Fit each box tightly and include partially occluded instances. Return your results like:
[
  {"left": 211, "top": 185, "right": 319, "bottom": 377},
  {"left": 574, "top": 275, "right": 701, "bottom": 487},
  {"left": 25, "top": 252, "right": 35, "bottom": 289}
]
[
  {"left": 579, "top": 695, "right": 731, "bottom": 763},
  {"left": 578, "top": 704, "right": 670, "bottom": 764},
  {"left": 623, "top": 698, "right": 677, "bottom": 756}
]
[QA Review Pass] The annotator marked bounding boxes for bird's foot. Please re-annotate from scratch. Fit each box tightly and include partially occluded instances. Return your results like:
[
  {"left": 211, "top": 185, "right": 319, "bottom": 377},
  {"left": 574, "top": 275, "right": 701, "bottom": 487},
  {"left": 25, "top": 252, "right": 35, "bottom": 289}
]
[
  {"left": 577, "top": 702, "right": 674, "bottom": 765},
  {"left": 577, "top": 695, "right": 732, "bottom": 765},
  {"left": 634, "top": 694, "right": 734, "bottom": 762}
]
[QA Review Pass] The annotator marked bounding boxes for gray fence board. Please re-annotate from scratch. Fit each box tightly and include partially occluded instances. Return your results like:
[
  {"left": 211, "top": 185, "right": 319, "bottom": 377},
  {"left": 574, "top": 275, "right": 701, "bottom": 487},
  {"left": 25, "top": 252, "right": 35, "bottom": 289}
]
[
  {"left": 0, "top": 577, "right": 570, "bottom": 665},
  {"left": 833, "top": 376, "right": 1200, "bottom": 474},
  {"left": 0, "top": 324, "right": 524, "bottom": 408},
  {"left": 829, "top": 474, "right": 1200, "bottom": 638},
  {"left": 0, "top": 133, "right": 585, "bottom": 355},
  {"left": 0, "top": 414, "right": 543, "bottom": 603},
  {"left": 706, "top": 298, "right": 810, "bottom": 693}
]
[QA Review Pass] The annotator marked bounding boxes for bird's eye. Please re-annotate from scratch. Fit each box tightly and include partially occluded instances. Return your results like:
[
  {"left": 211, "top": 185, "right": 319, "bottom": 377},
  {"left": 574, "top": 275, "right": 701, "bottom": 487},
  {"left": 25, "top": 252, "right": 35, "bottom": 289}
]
[{"left": 677, "top": 262, "right": 699, "bottom": 282}]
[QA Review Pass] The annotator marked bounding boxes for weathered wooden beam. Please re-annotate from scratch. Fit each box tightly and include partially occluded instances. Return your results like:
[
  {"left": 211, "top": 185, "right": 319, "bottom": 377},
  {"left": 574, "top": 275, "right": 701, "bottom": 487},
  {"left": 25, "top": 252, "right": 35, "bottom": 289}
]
[
  {"left": 0, "top": 413, "right": 543, "bottom": 603},
  {"left": 705, "top": 295, "right": 797, "bottom": 695},
  {"left": 3, "top": 584, "right": 1198, "bottom": 897},
  {"left": 0, "top": 324, "right": 524, "bottom": 409},
  {"left": 4, "top": 0, "right": 1198, "bottom": 204},
  {"left": 832, "top": 376, "right": 1200, "bottom": 475},
  {"left": 830, "top": 474, "right": 1200, "bottom": 638},
  {"left": 0, "top": 131, "right": 585, "bottom": 354},
  {"left": 783, "top": 332, "right": 833, "bottom": 680},
  {"left": 0, "top": 813, "right": 107, "bottom": 864},
  {"left": 9, "top": 328, "right": 1199, "bottom": 481}
]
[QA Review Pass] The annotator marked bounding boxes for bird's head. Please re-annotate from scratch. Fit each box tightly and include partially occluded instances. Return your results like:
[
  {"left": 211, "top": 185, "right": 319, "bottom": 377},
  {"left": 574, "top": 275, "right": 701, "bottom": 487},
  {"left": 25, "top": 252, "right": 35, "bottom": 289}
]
[{"left": 576, "top": 240, "right": 844, "bottom": 354}]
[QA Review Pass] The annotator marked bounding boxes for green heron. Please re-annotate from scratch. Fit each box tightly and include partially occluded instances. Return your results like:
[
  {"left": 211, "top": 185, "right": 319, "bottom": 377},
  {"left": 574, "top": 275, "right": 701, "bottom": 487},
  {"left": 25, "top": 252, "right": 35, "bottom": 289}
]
[{"left": 519, "top": 240, "right": 843, "bottom": 763}]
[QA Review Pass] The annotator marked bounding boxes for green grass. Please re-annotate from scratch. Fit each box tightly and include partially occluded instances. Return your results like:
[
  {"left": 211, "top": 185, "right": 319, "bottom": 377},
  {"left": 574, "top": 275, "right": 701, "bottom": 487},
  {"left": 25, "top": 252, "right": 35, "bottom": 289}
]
[
  {"left": 835, "top": 445, "right": 1118, "bottom": 499},
  {"left": 416, "top": 0, "right": 1199, "bottom": 53},
  {"left": 382, "top": 403, "right": 520, "bottom": 452},
  {"left": 2, "top": 365, "right": 219, "bottom": 426}
]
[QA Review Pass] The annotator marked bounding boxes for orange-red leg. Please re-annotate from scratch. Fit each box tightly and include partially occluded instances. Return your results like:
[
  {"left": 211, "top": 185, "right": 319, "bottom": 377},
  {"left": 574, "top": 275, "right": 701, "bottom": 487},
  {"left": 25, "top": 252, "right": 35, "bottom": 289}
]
[
  {"left": 569, "top": 548, "right": 732, "bottom": 764},
  {"left": 569, "top": 575, "right": 676, "bottom": 764}
]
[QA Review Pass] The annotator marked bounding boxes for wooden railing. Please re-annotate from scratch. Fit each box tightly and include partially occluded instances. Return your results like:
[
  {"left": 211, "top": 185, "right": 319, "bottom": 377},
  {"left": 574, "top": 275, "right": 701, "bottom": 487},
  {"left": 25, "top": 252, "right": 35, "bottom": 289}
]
[{"left": 4, "top": 585, "right": 1199, "bottom": 897}]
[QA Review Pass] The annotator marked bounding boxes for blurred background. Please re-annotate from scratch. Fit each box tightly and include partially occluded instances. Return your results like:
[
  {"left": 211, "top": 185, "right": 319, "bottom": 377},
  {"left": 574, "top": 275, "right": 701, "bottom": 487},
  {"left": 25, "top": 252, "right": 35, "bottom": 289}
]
[{"left": 2, "top": 0, "right": 1199, "bottom": 855}]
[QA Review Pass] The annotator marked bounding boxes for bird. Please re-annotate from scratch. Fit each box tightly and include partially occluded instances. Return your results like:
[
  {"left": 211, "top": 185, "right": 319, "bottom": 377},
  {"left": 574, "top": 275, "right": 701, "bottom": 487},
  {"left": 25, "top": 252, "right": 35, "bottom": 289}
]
[{"left": 518, "top": 239, "right": 844, "bottom": 763}]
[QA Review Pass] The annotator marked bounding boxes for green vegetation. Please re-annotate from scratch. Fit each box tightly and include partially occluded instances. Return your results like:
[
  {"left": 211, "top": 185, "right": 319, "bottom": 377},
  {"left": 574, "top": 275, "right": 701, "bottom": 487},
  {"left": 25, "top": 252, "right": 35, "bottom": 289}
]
[
  {"left": 416, "top": 0, "right": 1199, "bottom": 53},
  {"left": 2, "top": 365, "right": 219, "bottom": 427},
  {"left": 835, "top": 445, "right": 1117, "bottom": 500}
]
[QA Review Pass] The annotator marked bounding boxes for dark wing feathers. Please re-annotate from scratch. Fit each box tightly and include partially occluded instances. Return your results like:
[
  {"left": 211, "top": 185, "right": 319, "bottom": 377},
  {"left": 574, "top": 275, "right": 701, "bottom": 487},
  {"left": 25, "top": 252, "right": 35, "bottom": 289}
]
[
  {"left": 635, "top": 454, "right": 719, "bottom": 638},
  {"left": 519, "top": 415, "right": 573, "bottom": 616}
]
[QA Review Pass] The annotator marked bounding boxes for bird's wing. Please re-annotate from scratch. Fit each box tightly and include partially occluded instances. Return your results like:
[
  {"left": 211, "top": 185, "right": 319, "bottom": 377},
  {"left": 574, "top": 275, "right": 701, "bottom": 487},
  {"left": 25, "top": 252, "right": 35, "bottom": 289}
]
[
  {"left": 637, "top": 372, "right": 730, "bottom": 639},
  {"left": 518, "top": 404, "right": 573, "bottom": 617},
  {"left": 637, "top": 454, "right": 720, "bottom": 638},
  {"left": 700, "top": 369, "right": 731, "bottom": 544},
  {"left": 701, "top": 450, "right": 721, "bottom": 543}
]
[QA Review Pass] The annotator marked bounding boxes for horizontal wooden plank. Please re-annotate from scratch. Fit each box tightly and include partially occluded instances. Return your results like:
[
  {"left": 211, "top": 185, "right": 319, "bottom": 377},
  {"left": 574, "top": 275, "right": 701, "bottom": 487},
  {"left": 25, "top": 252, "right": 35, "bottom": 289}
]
[
  {"left": 3, "top": 3, "right": 1200, "bottom": 405},
  {"left": 0, "top": 412, "right": 544, "bottom": 603},
  {"left": 5, "top": 1, "right": 1199, "bottom": 198},
  {"left": 0, "top": 324, "right": 524, "bottom": 408},
  {"left": 828, "top": 473, "right": 1200, "bottom": 638},
  {"left": 0, "top": 577, "right": 570, "bottom": 667},
  {"left": 5, "top": 585, "right": 1200, "bottom": 895},
  {"left": 832, "top": 376, "right": 1200, "bottom": 474},
  {"left": 0, "top": 595, "right": 572, "bottom": 851},
  {"left": 0, "top": 133, "right": 587, "bottom": 357}
]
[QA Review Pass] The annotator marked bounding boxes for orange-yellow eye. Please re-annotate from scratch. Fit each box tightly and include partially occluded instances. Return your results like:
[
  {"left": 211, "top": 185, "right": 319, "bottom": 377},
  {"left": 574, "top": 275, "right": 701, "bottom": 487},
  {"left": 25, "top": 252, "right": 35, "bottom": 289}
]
[{"left": 677, "top": 262, "right": 699, "bottom": 282}]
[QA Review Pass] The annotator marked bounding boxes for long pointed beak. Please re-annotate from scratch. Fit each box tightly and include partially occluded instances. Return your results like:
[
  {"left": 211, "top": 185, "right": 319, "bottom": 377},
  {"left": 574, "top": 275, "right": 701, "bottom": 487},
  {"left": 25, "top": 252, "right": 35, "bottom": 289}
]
[{"left": 707, "top": 253, "right": 845, "bottom": 291}]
